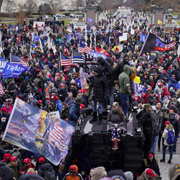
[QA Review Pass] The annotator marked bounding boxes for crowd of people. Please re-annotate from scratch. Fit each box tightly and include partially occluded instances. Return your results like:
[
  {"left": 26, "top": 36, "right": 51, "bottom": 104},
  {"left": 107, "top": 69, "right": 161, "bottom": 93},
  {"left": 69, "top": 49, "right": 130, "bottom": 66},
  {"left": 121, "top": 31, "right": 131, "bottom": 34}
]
[{"left": 0, "top": 8, "right": 179, "bottom": 180}]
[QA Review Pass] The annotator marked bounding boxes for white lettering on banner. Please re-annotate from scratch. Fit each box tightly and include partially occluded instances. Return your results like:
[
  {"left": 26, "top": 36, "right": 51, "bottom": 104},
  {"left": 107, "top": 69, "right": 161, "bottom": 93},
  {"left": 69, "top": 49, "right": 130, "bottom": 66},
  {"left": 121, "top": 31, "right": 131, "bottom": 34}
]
[{"left": 0, "top": 61, "right": 6, "bottom": 69}]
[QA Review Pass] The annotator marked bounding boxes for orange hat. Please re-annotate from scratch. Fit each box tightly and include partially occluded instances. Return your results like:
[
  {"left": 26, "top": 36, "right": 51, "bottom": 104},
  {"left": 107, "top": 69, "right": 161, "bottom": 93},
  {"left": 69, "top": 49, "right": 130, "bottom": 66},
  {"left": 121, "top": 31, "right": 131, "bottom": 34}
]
[{"left": 10, "top": 156, "right": 17, "bottom": 162}]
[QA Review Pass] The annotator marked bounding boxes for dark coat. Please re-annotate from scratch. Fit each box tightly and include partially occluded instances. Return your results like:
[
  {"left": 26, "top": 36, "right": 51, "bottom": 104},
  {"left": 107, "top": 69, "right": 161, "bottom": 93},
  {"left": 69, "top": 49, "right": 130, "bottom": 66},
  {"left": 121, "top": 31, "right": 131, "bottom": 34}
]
[
  {"left": 142, "top": 151, "right": 160, "bottom": 176},
  {"left": 68, "top": 100, "right": 80, "bottom": 122},
  {"left": 168, "top": 117, "right": 179, "bottom": 137},
  {"left": 138, "top": 110, "right": 154, "bottom": 137},
  {"left": 92, "top": 67, "right": 108, "bottom": 102}
]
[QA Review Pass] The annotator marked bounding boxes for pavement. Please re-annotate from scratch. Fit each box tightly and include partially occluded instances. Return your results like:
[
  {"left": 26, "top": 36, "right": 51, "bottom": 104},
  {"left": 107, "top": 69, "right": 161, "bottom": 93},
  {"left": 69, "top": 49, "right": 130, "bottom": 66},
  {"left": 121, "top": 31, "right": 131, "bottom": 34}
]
[{"left": 153, "top": 139, "right": 180, "bottom": 180}]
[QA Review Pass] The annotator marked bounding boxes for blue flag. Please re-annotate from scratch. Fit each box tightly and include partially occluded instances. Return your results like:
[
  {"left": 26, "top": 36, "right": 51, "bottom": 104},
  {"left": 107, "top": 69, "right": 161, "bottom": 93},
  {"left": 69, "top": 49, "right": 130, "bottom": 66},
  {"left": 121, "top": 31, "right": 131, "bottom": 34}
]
[
  {"left": 0, "top": 57, "right": 7, "bottom": 72},
  {"left": 33, "top": 35, "right": 40, "bottom": 42},
  {"left": 140, "top": 33, "right": 147, "bottom": 42},
  {"left": 88, "top": 18, "right": 93, "bottom": 23},
  {"left": 67, "top": 34, "right": 73, "bottom": 42},
  {"left": 1, "top": 62, "right": 29, "bottom": 78},
  {"left": 90, "top": 51, "right": 107, "bottom": 59},
  {"left": 76, "top": 32, "right": 81, "bottom": 40}
]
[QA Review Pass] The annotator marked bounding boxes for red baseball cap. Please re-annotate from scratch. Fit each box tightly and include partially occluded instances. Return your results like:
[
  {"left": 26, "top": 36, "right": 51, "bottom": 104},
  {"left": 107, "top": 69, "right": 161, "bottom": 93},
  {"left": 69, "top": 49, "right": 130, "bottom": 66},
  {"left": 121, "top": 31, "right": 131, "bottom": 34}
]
[
  {"left": 37, "top": 100, "right": 42, "bottom": 104},
  {"left": 147, "top": 88, "right": 151, "bottom": 91},
  {"left": 154, "top": 65, "right": 158, "bottom": 68},
  {"left": 10, "top": 156, "right": 17, "bottom": 162},
  {"left": 23, "top": 158, "right": 31, "bottom": 163},
  {"left": 36, "top": 69, "right": 40, "bottom": 72},
  {"left": 38, "top": 157, "right": 45, "bottom": 164},
  {"left": 148, "top": 153, "right": 154, "bottom": 157},
  {"left": 169, "top": 110, "right": 174, "bottom": 113},
  {"left": 66, "top": 66, "right": 70, "bottom": 69},
  {"left": 165, "top": 121, "right": 170, "bottom": 125},
  {"left": 3, "top": 153, "right": 12, "bottom": 162},
  {"left": 168, "top": 66, "right": 173, "bottom": 69},
  {"left": 146, "top": 169, "right": 156, "bottom": 177},
  {"left": 56, "top": 96, "right": 59, "bottom": 100}
]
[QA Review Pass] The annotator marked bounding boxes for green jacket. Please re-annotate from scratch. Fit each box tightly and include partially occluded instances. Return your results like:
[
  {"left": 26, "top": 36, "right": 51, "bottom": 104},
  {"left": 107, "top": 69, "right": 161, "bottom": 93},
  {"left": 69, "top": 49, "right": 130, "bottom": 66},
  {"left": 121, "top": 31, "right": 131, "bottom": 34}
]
[
  {"left": 7, "top": 163, "right": 18, "bottom": 179},
  {"left": 118, "top": 65, "right": 132, "bottom": 96}
]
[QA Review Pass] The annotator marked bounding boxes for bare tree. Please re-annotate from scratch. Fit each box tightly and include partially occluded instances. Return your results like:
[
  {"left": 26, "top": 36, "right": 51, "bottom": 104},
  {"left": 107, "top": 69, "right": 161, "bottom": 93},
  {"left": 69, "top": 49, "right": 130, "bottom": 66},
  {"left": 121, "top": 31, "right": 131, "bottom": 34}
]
[
  {"left": 25, "top": 0, "right": 38, "bottom": 14},
  {"left": 15, "top": 5, "right": 26, "bottom": 24},
  {"left": 2, "top": 0, "right": 15, "bottom": 16},
  {"left": 49, "top": 0, "right": 62, "bottom": 14}
]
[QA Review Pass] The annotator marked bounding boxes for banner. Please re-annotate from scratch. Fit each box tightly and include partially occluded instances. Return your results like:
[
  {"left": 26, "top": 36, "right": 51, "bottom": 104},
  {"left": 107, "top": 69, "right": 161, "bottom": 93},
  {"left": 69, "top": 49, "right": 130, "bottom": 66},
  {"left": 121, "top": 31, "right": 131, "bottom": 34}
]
[
  {"left": 90, "top": 51, "right": 107, "bottom": 59},
  {"left": 3, "top": 98, "right": 75, "bottom": 165},
  {"left": 140, "top": 33, "right": 147, "bottom": 42},
  {"left": 33, "top": 22, "right": 45, "bottom": 30},
  {"left": 139, "top": 33, "right": 177, "bottom": 56},
  {"left": 1, "top": 62, "right": 29, "bottom": 78},
  {"left": 131, "top": 29, "right": 135, "bottom": 35},
  {"left": 84, "top": 53, "right": 97, "bottom": 65},
  {"left": 0, "top": 57, "right": 6, "bottom": 72},
  {"left": 80, "top": 72, "right": 89, "bottom": 90},
  {"left": 88, "top": 18, "right": 93, "bottom": 23},
  {"left": 33, "top": 35, "right": 40, "bottom": 42},
  {"left": 119, "top": 33, "right": 127, "bottom": 42},
  {"left": 158, "top": 20, "right": 163, "bottom": 25}
]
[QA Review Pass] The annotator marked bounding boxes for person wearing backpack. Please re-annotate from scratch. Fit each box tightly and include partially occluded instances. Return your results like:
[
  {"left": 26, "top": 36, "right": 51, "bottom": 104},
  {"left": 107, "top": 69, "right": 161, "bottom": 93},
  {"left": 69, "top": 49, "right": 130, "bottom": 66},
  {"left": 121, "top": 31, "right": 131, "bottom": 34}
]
[
  {"left": 37, "top": 157, "right": 56, "bottom": 180},
  {"left": 168, "top": 110, "right": 179, "bottom": 153},
  {"left": 107, "top": 102, "right": 126, "bottom": 150},
  {"left": 160, "top": 121, "right": 175, "bottom": 164}
]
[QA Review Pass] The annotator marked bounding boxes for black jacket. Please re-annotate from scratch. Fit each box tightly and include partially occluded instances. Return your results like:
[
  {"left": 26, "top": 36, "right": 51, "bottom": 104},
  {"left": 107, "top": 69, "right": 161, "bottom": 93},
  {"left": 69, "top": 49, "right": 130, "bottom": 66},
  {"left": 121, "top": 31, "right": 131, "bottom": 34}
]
[
  {"left": 138, "top": 111, "right": 154, "bottom": 137},
  {"left": 0, "top": 112, "right": 10, "bottom": 132},
  {"left": 168, "top": 117, "right": 179, "bottom": 137},
  {"left": 92, "top": 67, "right": 108, "bottom": 102},
  {"left": 142, "top": 151, "right": 160, "bottom": 176}
]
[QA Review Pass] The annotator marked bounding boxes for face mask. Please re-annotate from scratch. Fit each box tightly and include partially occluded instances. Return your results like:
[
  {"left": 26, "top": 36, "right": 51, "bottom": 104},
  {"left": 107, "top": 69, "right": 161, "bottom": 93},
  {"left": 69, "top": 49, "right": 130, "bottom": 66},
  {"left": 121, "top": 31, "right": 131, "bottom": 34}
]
[{"left": 124, "top": 59, "right": 128, "bottom": 63}]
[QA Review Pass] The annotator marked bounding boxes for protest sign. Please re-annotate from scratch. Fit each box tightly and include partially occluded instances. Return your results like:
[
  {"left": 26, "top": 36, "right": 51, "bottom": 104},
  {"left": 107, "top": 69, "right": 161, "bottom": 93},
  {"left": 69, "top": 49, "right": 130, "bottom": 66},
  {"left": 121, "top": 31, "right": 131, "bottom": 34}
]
[
  {"left": 33, "top": 21, "right": 45, "bottom": 30},
  {"left": 49, "top": 111, "right": 60, "bottom": 119},
  {"left": 3, "top": 98, "right": 75, "bottom": 165},
  {"left": 90, "top": 51, "right": 107, "bottom": 59},
  {"left": 80, "top": 72, "right": 89, "bottom": 90}
]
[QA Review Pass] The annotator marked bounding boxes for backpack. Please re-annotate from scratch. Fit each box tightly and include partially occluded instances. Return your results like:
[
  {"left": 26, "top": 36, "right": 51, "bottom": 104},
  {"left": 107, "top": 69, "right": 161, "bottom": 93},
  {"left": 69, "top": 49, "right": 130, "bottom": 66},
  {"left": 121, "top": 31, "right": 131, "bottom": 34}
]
[
  {"left": 44, "top": 167, "right": 56, "bottom": 180},
  {"left": 166, "top": 129, "right": 175, "bottom": 145},
  {"left": 60, "top": 106, "right": 69, "bottom": 119}
]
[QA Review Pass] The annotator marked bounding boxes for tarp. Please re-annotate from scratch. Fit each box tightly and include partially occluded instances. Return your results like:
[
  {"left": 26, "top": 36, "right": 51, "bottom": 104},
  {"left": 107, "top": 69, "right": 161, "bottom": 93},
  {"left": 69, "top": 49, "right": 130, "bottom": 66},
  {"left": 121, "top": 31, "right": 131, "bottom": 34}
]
[{"left": 3, "top": 98, "right": 75, "bottom": 165}]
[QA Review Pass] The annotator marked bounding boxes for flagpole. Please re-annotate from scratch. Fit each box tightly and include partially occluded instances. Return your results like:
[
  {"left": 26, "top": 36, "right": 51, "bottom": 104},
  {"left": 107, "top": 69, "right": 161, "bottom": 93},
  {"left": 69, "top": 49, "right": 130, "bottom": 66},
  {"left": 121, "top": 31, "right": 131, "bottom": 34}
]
[
  {"left": 138, "top": 32, "right": 150, "bottom": 59},
  {"left": 59, "top": 50, "right": 62, "bottom": 71}
]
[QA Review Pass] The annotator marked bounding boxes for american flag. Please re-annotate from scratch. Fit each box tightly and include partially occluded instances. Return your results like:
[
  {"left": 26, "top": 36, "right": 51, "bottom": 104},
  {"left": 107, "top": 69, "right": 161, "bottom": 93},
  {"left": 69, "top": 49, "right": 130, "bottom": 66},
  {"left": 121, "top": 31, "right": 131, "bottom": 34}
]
[
  {"left": 61, "top": 52, "right": 72, "bottom": 66},
  {"left": 49, "top": 122, "right": 65, "bottom": 151},
  {"left": 78, "top": 42, "right": 93, "bottom": 54},
  {"left": 0, "top": 83, "right": 4, "bottom": 94},
  {"left": 10, "top": 54, "right": 29, "bottom": 67}
]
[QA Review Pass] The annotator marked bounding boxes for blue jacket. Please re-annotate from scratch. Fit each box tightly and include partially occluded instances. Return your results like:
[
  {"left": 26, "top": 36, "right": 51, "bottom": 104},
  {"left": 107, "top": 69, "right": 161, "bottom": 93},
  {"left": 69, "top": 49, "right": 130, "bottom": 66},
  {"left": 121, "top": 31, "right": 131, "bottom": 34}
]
[
  {"left": 168, "top": 77, "right": 177, "bottom": 91},
  {"left": 56, "top": 100, "right": 63, "bottom": 114},
  {"left": 68, "top": 100, "right": 80, "bottom": 122},
  {"left": 176, "top": 81, "right": 180, "bottom": 91}
]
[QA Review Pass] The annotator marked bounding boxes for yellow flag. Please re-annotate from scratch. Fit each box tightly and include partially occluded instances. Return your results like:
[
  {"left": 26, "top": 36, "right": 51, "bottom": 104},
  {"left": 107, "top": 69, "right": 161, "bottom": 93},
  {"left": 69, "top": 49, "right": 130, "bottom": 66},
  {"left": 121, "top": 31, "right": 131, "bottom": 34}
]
[
  {"left": 158, "top": 20, "right": 163, "bottom": 25},
  {"left": 134, "top": 76, "right": 141, "bottom": 84}
]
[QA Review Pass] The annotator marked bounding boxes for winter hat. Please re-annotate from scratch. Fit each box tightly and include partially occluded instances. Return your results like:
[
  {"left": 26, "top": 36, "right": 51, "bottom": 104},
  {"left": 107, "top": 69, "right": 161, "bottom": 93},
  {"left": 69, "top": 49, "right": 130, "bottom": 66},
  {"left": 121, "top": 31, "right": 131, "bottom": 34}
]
[
  {"left": 97, "top": 57, "right": 104, "bottom": 64},
  {"left": 0, "top": 166, "right": 14, "bottom": 180},
  {"left": 124, "top": 171, "right": 133, "bottom": 180},
  {"left": 38, "top": 157, "right": 45, "bottom": 164},
  {"left": 107, "top": 169, "right": 126, "bottom": 180},
  {"left": 169, "top": 111, "right": 175, "bottom": 116},
  {"left": 144, "top": 103, "right": 151, "bottom": 108},
  {"left": 91, "top": 167, "right": 107, "bottom": 180},
  {"left": 19, "top": 174, "right": 43, "bottom": 180}
]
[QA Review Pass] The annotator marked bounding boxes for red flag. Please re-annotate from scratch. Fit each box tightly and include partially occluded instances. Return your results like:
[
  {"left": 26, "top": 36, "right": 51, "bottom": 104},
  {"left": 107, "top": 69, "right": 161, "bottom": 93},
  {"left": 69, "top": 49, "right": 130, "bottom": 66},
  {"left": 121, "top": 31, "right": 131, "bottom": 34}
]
[{"left": 95, "top": 46, "right": 109, "bottom": 57}]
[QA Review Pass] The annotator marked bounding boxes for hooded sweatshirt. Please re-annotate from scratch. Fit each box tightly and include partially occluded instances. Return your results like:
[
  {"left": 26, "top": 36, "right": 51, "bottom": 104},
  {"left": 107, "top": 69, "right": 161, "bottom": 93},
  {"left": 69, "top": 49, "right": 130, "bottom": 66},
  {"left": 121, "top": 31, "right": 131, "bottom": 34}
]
[
  {"left": 63, "top": 165, "right": 83, "bottom": 180},
  {"left": 118, "top": 65, "right": 132, "bottom": 96}
]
